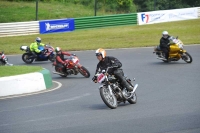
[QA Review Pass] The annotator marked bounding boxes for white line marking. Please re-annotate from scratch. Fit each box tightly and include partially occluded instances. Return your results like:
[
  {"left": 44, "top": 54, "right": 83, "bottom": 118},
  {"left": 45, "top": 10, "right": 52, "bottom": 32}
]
[{"left": 0, "top": 93, "right": 90, "bottom": 113}]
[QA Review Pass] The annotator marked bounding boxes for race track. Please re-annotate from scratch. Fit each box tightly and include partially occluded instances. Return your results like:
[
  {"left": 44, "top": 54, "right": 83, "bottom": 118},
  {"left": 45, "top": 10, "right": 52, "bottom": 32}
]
[{"left": 0, "top": 45, "right": 200, "bottom": 133}]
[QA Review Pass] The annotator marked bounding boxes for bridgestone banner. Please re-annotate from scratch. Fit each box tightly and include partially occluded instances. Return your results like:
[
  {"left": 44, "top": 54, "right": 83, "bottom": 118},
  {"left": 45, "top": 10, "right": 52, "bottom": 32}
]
[
  {"left": 39, "top": 19, "right": 75, "bottom": 34},
  {"left": 138, "top": 8, "right": 198, "bottom": 25}
]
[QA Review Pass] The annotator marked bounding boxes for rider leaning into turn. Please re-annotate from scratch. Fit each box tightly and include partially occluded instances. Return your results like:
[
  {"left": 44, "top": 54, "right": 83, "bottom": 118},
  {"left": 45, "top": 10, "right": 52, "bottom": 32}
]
[
  {"left": 92, "top": 48, "right": 134, "bottom": 92},
  {"left": 30, "top": 37, "right": 46, "bottom": 58},
  {"left": 54, "top": 47, "right": 74, "bottom": 74},
  {"left": 159, "top": 31, "right": 171, "bottom": 60}
]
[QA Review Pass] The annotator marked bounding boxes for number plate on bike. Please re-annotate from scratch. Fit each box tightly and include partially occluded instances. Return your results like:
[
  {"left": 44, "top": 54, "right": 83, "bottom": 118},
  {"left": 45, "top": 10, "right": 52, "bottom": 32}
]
[{"left": 97, "top": 73, "right": 105, "bottom": 83}]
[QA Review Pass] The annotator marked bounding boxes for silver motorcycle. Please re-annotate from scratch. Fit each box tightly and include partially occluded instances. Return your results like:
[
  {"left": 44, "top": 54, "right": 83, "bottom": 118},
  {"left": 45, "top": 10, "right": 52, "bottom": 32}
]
[{"left": 95, "top": 67, "right": 138, "bottom": 109}]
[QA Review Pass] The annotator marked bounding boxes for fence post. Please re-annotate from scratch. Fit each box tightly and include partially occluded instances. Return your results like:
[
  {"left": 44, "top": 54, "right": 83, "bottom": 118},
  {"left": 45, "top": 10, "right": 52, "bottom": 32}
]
[{"left": 36, "top": 0, "right": 38, "bottom": 21}]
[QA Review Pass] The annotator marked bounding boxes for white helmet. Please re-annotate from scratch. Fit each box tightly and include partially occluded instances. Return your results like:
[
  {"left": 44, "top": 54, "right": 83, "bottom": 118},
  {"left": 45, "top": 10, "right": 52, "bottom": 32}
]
[
  {"left": 162, "top": 31, "right": 169, "bottom": 39},
  {"left": 55, "top": 47, "right": 62, "bottom": 53},
  {"left": 35, "top": 37, "right": 41, "bottom": 43},
  {"left": 95, "top": 48, "right": 106, "bottom": 58}
]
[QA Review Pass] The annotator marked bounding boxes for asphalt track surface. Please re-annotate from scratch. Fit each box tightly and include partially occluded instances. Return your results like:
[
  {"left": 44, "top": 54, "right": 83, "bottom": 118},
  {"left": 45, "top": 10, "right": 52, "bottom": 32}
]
[{"left": 0, "top": 45, "right": 200, "bottom": 133}]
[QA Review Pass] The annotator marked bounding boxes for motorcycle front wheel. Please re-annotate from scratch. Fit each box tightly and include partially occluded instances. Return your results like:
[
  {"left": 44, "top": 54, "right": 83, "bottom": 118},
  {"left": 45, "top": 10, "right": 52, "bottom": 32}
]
[
  {"left": 22, "top": 53, "right": 34, "bottom": 64},
  {"left": 100, "top": 87, "right": 118, "bottom": 109},
  {"left": 78, "top": 66, "right": 90, "bottom": 78},
  {"left": 127, "top": 92, "right": 137, "bottom": 104},
  {"left": 182, "top": 52, "right": 192, "bottom": 63}
]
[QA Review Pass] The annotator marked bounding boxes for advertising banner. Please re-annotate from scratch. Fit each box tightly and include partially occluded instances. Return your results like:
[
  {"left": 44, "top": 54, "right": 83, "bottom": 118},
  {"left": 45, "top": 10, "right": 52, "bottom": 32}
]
[
  {"left": 138, "top": 8, "right": 198, "bottom": 25},
  {"left": 39, "top": 19, "right": 75, "bottom": 34}
]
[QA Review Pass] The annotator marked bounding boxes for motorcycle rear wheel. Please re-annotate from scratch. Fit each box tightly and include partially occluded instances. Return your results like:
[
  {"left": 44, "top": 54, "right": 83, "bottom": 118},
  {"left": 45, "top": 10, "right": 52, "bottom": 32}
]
[
  {"left": 127, "top": 92, "right": 137, "bottom": 104},
  {"left": 100, "top": 87, "right": 118, "bottom": 109},
  {"left": 182, "top": 52, "right": 192, "bottom": 63},
  {"left": 49, "top": 54, "right": 56, "bottom": 62},
  {"left": 78, "top": 66, "right": 90, "bottom": 78},
  {"left": 22, "top": 53, "right": 34, "bottom": 64},
  {"left": 0, "top": 60, "right": 5, "bottom": 66}
]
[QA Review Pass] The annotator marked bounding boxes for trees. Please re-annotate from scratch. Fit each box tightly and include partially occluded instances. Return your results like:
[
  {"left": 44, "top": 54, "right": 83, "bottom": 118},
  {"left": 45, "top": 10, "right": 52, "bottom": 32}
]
[{"left": 134, "top": 0, "right": 200, "bottom": 12}]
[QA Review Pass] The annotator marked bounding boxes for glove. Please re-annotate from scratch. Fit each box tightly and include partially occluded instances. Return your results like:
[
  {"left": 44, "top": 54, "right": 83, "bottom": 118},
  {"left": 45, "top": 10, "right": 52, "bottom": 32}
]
[
  {"left": 63, "top": 63, "right": 68, "bottom": 66},
  {"left": 71, "top": 54, "right": 76, "bottom": 56},
  {"left": 92, "top": 75, "right": 97, "bottom": 83},
  {"left": 40, "top": 50, "right": 45, "bottom": 54}
]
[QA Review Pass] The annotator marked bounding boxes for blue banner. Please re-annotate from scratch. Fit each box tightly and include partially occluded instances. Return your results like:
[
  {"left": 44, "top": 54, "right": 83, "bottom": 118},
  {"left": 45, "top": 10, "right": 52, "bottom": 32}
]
[{"left": 39, "top": 19, "right": 75, "bottom": 34}]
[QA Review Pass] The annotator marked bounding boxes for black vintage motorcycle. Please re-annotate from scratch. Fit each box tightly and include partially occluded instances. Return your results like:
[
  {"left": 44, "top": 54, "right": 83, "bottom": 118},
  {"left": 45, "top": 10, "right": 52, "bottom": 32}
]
[{"left": 95, "top": 67, "right": 138, "bottom": 109}]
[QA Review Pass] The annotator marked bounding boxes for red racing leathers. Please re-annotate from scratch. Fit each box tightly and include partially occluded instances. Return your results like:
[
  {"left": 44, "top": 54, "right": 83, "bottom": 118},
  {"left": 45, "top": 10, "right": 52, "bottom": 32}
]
[{"left": 55, "top": 51, "right": 72, "bottom": 73}]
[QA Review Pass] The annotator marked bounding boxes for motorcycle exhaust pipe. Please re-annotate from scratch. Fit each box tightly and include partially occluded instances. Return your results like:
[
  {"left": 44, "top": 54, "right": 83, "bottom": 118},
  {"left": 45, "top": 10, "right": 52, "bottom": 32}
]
[
  {"left": 52, "top": 71, "right": 65, "bottom": 76},
  {"left": 157, "top": 57, "right": 167, "bottom": 61},
  {"left": 131, "top": 84, "right": 138, "bottom": 94}
]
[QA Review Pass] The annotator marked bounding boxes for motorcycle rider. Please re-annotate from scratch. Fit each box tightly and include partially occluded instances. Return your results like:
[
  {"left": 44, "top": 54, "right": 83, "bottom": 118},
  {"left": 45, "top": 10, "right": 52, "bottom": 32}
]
[
  {"left": 159, "top": 31, "right": 171, "bottom": 60},
  {"left": 92, "top": 48, "right": 133, "bottom": 92},
  {"left": 30, "top": 37, "right": 46, "bottom": 58},
  {"left": 0, "top": 51, "right": 13, "bottom": 66},
  {"left": 0, "top": 52, "right": 7, "bottom": 64},
  {"left": 54, "top": 47, "right": 74, "bottom": 74}
]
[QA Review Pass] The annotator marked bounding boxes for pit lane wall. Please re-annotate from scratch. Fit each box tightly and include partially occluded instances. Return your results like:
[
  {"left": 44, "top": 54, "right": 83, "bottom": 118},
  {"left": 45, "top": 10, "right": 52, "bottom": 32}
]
[{"left": 0, "top": 69, "right": 52, "bottom": 97}]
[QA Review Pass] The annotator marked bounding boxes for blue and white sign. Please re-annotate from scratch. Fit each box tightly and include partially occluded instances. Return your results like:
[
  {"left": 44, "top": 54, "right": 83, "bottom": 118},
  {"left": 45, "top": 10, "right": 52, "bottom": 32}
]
[{"left": 39, "top": 19, "right": 75, "bottom": 34}]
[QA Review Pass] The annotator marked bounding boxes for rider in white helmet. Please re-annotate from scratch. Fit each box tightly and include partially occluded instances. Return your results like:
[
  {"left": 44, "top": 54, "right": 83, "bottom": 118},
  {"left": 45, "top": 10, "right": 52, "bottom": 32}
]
[
  {"left": 92, "top": 48, "right": 134, "bottom": 92},
  {"left": 54, "top": 47, "right": 75, "bottom": 74},
  {"left": 29, "top": 37, "right": 46, "bottom": 58},
  {"left": 159, "top": 31, "right": 171, "bottom": 60}
]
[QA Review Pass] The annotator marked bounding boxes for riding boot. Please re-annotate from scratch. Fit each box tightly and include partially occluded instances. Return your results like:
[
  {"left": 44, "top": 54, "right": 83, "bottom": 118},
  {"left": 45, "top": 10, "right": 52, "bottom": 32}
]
[{"left": 121, "top": 78, "right": 133, "bottom": 92}]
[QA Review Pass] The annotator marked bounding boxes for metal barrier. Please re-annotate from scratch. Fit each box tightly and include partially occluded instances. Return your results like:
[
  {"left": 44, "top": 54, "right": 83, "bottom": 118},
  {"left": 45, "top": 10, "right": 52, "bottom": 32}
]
[
  {"left": 0, "top": 21, "right": 39, "bottom": 37},
  {"left": 0, "top": 7, "right": 199, "bottom": 37},
  {"left": 74, "top": 13, "right": 137, "bottom": 30}
]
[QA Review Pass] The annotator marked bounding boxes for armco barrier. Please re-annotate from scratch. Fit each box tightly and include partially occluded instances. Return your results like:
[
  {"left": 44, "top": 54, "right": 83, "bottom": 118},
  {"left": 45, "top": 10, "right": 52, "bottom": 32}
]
[
  {"left": 0, "top": 21, "right": 39, "bottom": 37},
  {"left": 74, "top": 13, "right": 137, "bottom": 30},
  {"left": 198, "top": 7, "right": 200, "bottom": 17},
  {"left": 0, "top": 68, "right": 52, "bottom": 97}
]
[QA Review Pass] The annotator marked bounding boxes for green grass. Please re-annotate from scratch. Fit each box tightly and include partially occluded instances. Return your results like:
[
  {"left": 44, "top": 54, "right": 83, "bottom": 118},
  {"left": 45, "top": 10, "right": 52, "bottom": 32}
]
[
  {"left": 0, "top": 66, "right": 43, "bottom": 77},
  {"left": 0, "top": 19, "right": 200, "bottom": 55},
  {"left": 0, "top": 1, "right": 114, "bottom": 23}
]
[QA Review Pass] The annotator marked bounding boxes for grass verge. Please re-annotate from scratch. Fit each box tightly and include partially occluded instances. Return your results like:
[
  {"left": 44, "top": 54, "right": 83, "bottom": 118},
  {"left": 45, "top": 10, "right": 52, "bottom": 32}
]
[
  {"left": 0, "top": 19, "right": 200, "bottom": 55},
  {"left": 0, "top": 66, "right": 43, "bottom": 77},
  {"left": 0, "top": 1, "right": 113, "bottom": 23}
]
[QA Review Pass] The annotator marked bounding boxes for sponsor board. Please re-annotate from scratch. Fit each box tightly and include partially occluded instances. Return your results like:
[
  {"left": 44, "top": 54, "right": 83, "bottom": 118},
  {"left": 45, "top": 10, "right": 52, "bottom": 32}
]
[
  {"left": 39, "top": 19, "right": 74, "bottom": 34},
  {"left": 138, "top": 8, "right": 198, "bottom": 25}
]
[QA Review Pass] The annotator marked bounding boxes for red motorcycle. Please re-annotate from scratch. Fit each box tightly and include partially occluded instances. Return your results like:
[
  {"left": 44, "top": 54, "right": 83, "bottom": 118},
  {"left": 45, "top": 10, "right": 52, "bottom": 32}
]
[{"left": 53, "top": 55, "right": 90, "bottom": 78}]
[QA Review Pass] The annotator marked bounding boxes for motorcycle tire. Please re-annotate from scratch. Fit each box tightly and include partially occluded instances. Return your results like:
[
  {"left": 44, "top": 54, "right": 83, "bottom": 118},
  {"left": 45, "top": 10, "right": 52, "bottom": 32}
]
[
  {"left": 22, "top": 53, "right": 34, "bottom": 64},
  {"left": 127, "top": 92, "right": 137, "bottom": 104},
  {"left": 182, "top": 52, "right": 192, "bottom": 63},
  {"left": 49, "top": 54, "right": 56, "bottom": 62},
  {"left": 78, "top": 66, "right": 90, "bottom": 78},
  {"left": 0, "top": 60, "right": 5, "bottom": 66},
  {"left": 100, "top": 87, "right": 118, "bottom": 109}
]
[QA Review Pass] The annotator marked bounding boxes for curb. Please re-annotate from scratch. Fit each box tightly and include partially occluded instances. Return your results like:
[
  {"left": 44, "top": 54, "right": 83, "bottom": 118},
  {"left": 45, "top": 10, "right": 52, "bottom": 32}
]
[
  {"left": 39, "top": 69, "right": 53, "bottom": 89},
  {"left": 0, "top": 68, "right": 53, "bottom": 97}
]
